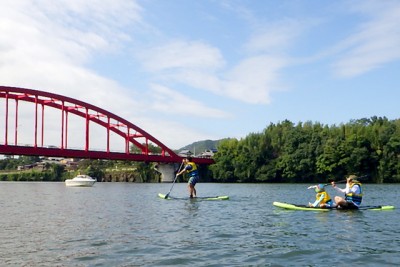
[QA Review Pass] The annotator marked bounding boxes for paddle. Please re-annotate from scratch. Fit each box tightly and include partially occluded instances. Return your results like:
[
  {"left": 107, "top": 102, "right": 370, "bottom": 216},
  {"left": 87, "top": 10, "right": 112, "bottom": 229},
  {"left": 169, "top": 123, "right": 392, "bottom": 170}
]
[
  {"left": 164, "top": 161, "right": 184, "bottom": 199},
  {"left": 307, "top": 175, "right": 369, "bottom": 189},
  {"left": 326, "top": 174, "right": 369, "bottom": 186}
]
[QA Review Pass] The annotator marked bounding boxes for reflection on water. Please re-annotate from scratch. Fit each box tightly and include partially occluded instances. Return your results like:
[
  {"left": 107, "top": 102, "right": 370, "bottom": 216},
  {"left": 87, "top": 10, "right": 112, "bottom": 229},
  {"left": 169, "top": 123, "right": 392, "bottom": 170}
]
[{"left": 0, "top": 182, "right": 399, "bottom": 266}]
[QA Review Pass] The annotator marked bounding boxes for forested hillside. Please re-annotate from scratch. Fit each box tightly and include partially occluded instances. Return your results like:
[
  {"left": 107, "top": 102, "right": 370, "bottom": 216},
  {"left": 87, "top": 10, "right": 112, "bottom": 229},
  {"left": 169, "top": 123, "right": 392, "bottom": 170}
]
[
  {"left": 178, "top": 139, "right": 226, "bottom": 155},
  {"left": 210, "top": 117, "right": 400, "bottom": 183}
]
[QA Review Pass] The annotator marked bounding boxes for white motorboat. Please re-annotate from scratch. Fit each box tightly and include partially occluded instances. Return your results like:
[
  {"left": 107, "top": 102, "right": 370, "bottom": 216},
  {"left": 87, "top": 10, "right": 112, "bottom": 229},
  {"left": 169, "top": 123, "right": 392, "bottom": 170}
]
[{"left": 65, "top": 174, "right": 96, "bottom": 187}]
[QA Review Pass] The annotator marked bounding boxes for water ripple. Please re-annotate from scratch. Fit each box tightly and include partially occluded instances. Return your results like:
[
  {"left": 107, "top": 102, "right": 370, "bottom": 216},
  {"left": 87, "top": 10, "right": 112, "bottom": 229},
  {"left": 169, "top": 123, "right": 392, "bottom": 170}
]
[{"left": 0, "top": 182, "right": 399, "bottom": 266}]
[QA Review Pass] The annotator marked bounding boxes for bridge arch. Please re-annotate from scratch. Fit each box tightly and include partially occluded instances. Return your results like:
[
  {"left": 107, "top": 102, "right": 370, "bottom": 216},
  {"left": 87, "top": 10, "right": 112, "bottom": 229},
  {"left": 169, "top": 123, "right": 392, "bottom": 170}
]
[{"left": 0, "top": 85, "right": 188, "bottom": 163}]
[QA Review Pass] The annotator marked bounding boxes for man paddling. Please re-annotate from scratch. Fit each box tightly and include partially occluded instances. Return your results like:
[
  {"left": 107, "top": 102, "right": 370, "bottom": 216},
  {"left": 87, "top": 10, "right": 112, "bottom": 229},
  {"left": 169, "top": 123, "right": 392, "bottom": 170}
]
[
  {"left": 176, "top": 157, "right": 200, "bottom": 198},
  {"left": 331, "top": 175, "right": 363, "bottom": 209}
]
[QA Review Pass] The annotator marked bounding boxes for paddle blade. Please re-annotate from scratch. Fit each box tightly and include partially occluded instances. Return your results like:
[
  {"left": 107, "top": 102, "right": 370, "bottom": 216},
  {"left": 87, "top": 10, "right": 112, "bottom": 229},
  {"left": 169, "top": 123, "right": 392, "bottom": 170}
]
[{"left": 164, "top": 193, "right": 169, "bottom": 199}]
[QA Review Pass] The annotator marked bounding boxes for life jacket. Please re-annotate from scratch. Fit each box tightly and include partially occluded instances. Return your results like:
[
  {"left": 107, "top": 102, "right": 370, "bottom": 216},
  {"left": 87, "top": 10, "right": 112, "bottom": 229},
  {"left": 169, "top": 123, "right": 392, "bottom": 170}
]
[
  {"left": 316, "top": 192, "right": 332, "bottom": 204},
  {"left": 345, "top": 182, "right": 363, "bottom": 205},
  {"left": 186, "top": 162, "right": 199, "bottom": 177}
]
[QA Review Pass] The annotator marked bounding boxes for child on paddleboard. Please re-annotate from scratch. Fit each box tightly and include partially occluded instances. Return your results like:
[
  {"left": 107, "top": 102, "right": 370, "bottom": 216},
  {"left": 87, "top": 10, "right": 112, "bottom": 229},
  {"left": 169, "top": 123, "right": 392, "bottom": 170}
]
[{"left": 308, "top": 184, "right": 333, "bottom": 208}]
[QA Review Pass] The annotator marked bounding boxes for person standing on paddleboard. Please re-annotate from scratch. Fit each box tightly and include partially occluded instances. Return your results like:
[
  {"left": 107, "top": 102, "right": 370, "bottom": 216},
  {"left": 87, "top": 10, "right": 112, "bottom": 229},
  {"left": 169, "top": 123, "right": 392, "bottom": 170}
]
[
  {"left": 176, "top": 157, "right": 200, "bottom": 198},
  {"left": 331, "top": 175, "right": 363, "bottom": 209}
]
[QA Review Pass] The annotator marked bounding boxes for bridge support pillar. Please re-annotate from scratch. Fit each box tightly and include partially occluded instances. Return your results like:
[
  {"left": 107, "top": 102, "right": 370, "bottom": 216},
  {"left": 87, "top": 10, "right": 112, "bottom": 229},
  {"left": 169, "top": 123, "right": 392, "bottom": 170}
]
[{"left": 155, "top": 163, "right": 179, "bottom": 182}]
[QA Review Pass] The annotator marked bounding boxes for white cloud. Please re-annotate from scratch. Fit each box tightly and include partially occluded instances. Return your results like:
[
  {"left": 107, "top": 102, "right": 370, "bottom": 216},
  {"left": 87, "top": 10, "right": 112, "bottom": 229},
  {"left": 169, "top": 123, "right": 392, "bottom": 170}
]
[
  {"left": 223, "top": 55, "right": 286, "bottom": 104},
  {"left": 0, "top": 0, "right": 141, "bottom": 65},
  {"left": 139, "top": 40, "right": 225, "bottom": 72},
  {"left": 0, "top": 0, "right": 196, "bottom": 149},
  {"left": 149, "top": 84, "right": 230, "bottom": 118},
  {"left": 0, "top": 0, "right": 297, "bottom": 150},
  {"left": 245, "top": 19, "right": 304, "bottom": 54},
  {"left": 0, "top": 0, "right": 225, "bottom": 149},
  {"left": 167, "top": 70, "right": 222, "bottom": 95},
  {"left": 332, "top": 2, "right": 400, "bottom": 77},
  {"left": 0, "top": 0, "right": 141, "bottom": 95},
  {"left": 135, "top": 117, "right": 221, "bottom": 150},
  {"left": 138, "top": 39, "right": 288, "bottom": 104}
]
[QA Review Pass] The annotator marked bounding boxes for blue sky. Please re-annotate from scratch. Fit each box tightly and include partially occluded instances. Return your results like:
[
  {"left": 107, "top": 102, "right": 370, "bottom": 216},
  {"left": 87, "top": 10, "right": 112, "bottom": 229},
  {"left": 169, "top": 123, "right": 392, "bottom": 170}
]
[{"left": 1, "top": 0, "right": 400, "bottom": 150}]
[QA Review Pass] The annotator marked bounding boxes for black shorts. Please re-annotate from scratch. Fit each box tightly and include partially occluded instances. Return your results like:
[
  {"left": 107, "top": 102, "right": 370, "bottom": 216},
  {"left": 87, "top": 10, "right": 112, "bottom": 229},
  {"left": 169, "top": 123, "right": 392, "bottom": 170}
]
[{"left": 342, "top": 201, "right": 359, "bottom": 209}]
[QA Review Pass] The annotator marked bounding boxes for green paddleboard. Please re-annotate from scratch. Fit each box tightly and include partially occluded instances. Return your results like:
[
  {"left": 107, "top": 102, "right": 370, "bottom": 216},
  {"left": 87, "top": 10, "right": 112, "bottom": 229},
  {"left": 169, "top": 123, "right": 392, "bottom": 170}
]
[
  {"left": 273, "top": 201, "right": 330, "bottom": 211},
  {"left": 273, "top": 201, "right": 395, "bottom": 211},
  {"left": 158, "top": 193, "right": 229, "bottom": 201}
]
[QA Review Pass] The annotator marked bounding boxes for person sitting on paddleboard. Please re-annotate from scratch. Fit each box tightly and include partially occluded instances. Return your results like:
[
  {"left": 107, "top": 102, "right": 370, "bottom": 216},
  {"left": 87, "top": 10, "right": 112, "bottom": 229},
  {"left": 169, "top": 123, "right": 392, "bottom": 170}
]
[
  {"left": 331, "top": 175, "right": 363, "bottom": 209},
  {"left": 176, "top": 157, "right": 199, "bottom": 198},
  {"left": 308, "top": 184, "right": 333, "bottom": 208}
]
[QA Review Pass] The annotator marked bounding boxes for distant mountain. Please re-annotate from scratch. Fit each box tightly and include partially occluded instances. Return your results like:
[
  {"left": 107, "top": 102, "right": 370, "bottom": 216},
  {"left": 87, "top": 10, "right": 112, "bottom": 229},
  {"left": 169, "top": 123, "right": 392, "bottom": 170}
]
[{"left": 177, "top": 139, "right": 230, "bottom": 156}]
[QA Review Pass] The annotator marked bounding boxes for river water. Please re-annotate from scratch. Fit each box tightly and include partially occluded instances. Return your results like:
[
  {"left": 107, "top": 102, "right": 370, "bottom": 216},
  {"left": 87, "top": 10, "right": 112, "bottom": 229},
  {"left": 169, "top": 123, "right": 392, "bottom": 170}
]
[{"left": 0, "top": 182, "right": 399, "bottom": 266}]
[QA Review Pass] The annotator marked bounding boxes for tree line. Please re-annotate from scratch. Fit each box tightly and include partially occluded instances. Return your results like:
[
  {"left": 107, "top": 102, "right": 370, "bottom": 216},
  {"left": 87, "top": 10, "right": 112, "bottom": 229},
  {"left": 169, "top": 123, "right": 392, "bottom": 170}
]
[
  {"left": 0, "top": 156, "right": 158, "bottom": 182},
  {"left": 2, "top": 116, "right": 399, "bottom": 183},
  {"left": 210, "top": 116, "right": 400, "bottom": 183}
]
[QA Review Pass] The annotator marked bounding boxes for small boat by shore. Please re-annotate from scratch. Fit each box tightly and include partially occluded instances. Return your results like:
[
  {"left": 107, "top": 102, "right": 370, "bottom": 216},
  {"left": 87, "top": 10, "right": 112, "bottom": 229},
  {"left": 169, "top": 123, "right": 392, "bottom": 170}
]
[{"left": 65, "top": 174, "right": 96, "bottom": 187}]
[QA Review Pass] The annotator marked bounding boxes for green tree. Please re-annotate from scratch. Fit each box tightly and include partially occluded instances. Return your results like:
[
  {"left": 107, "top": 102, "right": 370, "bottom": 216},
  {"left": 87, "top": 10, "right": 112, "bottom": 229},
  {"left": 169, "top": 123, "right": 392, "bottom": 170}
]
[
  {"left": 210, "top": 138, "right": 238, "bottom": 182},
  {"left": 51, "top": 164, "right": 65, "bottom": 181}
]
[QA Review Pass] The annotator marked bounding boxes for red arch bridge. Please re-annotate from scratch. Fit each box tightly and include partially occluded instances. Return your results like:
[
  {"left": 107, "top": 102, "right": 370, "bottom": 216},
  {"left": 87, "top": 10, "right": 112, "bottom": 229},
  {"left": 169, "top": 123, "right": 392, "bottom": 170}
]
[{"left": 0, "top": 86, "right": 213, "bottom": 181}]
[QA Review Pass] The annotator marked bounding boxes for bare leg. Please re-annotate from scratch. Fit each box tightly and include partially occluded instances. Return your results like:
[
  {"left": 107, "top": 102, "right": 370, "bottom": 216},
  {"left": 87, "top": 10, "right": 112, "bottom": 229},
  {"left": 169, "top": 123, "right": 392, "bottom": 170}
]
[
  {"left": 334, "top": 196, "right": 358, "bottom": 209},
  {"left": 188, "top": 184, "right": 195, "bottom": 198},
  {"left": 334, "top": 196, "right": 345, "bottom": 208}
]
